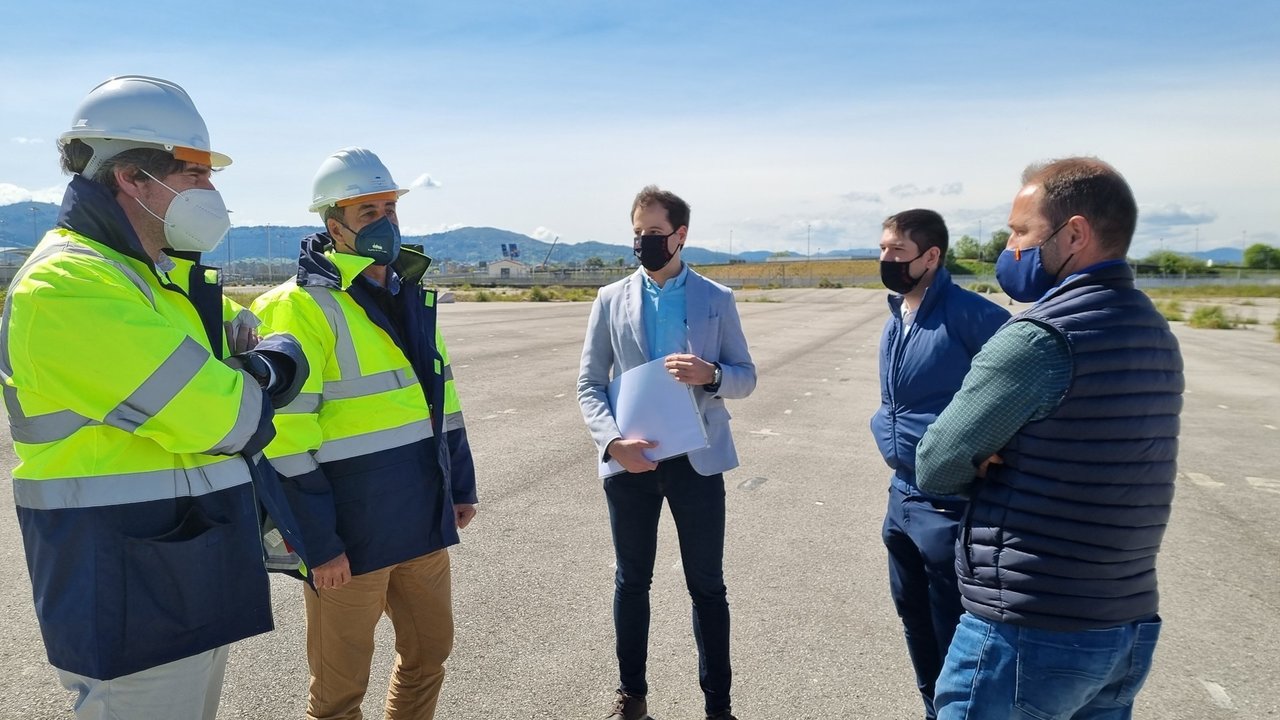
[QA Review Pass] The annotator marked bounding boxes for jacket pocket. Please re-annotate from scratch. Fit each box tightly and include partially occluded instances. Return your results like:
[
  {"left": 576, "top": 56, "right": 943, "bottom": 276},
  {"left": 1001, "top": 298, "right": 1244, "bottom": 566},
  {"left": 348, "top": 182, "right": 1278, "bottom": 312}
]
[{"left": 121, "top": 505, "right": 233, "bottom": 651}]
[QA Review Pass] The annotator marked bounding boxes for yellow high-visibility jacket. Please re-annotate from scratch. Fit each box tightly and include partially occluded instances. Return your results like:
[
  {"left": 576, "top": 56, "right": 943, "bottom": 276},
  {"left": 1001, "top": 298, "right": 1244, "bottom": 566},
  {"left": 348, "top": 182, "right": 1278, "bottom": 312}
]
[{"left": 252, "top": 235, "right": 476, "bottom": 575}]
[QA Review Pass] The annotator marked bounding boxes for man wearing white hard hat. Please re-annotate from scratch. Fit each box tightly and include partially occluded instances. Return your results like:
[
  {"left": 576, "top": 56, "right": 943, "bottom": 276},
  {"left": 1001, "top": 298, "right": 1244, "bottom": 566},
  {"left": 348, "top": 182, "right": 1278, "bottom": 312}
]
[
  {"left": 0, "top": 75, "right": 312, "bottom": 719},
  {"left": 252, "top": 147, "right": 478, "bottom": 720}
]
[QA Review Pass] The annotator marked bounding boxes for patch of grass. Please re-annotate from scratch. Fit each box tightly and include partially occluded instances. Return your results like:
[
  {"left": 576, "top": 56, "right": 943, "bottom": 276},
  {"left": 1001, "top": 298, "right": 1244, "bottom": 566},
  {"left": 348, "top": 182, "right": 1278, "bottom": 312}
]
[
  {"left": 1187, "top": 305, "right": 1237, "bottom": 329},
  {"left": 1155, "top": 300, "right": 1184, "bottom": 322},
  {"left": 224, "top": 288, "right": 265, "bottom": 307},
  {"left": 969, "top": 282, "right": 1000, "bottom": 294},
  {"left": 528, "top": 286, "right": 551, "bottom": 302},
  {"left": 1237, "top": 299, "right": 1258, "bottom": 306},
  {"left": 817, "top": 277, "right": 843, "bottom": 288},
  {"left": 740, "top": 294, "right": 781, "bottom": 303},
  {"left": 1274, "top": 316, "right": 1280, "bottom": 342},
  {"left": 1145, "top": 284, "right": 1280, "bottom": 299}
]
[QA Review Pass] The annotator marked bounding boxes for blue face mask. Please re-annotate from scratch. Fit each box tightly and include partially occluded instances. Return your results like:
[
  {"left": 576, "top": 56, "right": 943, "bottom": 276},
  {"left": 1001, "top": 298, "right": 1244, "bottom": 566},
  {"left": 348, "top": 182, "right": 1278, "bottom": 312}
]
[
  {"left": 995, "top": 222, "right": 1072, "bottom": 302},
  {"left": 337, "top": 215, "right": 401, "bottom": 266}
]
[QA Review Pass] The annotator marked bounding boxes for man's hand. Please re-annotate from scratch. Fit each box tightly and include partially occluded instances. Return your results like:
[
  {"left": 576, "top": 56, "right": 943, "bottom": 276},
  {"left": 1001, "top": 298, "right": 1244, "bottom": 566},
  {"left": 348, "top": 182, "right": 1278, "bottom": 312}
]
[
  {"left": 455, "top": 503, "right": 477, "bottom": 530},
  {"left": 313, "top": 552, "right": 351, "bottom": 590},
  {"left": 607, "top": 437, "right": 659, "bottom": 474},
  {"left": 225, "top": 321, "right": 260, "bottom": 355},
  {"left": 977, "top": 453, "right": 1004, "bottom": 478},
  {"left": 664, "top": 353, "right": 716, "bottom": 385}
]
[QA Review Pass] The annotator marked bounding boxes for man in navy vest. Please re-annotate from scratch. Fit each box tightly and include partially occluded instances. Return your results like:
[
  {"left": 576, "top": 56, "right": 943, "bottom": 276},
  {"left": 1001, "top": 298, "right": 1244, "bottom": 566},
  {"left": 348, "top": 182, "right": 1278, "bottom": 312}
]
[
  {"left": 916, "top": 157, "right": 1184, "bottom": 720},
  {"left": 869, "top": 209, "right": 1008, "bottom": 720}
]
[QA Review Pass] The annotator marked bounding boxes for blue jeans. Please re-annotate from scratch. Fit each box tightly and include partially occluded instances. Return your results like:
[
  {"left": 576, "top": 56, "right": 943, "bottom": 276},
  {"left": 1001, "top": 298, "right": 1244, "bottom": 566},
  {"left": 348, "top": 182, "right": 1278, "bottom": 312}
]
[
  {"left": 882, "top": 485, "right": 967, "bottom": 720},
  {"left": 935, "top": 612, "right": 1162, "bottom": 720},
  {"left": 603, "top": 455, "right": 731, "bottom": 714}
]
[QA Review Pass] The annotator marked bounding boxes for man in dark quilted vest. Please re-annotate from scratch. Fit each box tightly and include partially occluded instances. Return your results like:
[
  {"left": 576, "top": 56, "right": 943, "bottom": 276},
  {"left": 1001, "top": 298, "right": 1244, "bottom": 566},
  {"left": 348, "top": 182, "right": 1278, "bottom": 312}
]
[{"left": 916, "top": 157, "right": 1184, "bottom": 720}]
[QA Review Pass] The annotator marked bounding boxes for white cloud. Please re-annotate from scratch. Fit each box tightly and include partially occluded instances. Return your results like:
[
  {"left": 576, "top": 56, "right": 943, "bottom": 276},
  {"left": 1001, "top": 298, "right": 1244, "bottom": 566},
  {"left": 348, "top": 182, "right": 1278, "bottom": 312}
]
[
  {"left": 889, "top": 182, "right": 964, "bottom": 198},
  {"left": 409, "top": 173, "right": 443, "bottom": 189},
  {"left": 840, "top": 190, "right": 881, "bottom": 203},
  {"left": 531, "top": 226, "right": 559, "bottom": 241},
  {"left": 1140, "top": 203, "right": 1217, "bottom": 227},
  {"left": 10, "top": 137, "right": 43, "bottom": 145},
  {"left": 0, "top": 182, "right": 64, "bottom": 205}
]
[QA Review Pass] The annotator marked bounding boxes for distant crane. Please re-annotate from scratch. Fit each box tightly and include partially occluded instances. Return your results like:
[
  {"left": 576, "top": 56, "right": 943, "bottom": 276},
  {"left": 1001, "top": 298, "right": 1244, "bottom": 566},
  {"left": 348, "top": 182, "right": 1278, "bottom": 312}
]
[{"left": 540, "top": 235, "right": 559, "bottom": 269}]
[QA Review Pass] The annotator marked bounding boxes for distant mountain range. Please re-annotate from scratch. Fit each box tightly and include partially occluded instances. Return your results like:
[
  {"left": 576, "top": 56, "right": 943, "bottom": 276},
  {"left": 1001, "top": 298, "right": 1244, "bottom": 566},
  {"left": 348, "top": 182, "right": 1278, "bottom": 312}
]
[
  {"left": 0, "top": 201, "right": 1248, "bottom": 266},
  {"left": 0, "top": 200, "right": 877, "bottom": 266}
]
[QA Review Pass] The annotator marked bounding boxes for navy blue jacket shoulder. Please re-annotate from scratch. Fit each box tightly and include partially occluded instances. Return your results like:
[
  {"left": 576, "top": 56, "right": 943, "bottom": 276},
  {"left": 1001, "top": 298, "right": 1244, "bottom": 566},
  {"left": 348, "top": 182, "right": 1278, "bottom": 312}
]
[{"left": 870, "top": 268, "right": 1010, "bottom": 495}]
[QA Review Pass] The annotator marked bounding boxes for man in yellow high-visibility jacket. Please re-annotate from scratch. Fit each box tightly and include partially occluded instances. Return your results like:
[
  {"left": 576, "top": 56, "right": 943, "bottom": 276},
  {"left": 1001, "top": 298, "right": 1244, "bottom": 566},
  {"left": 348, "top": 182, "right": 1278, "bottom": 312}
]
[
  {"left": 252, "top": 147, "right": 477, "bottom": 720},
  {"left": 1, "top": 76, "right": 310, "bottom": 720}
]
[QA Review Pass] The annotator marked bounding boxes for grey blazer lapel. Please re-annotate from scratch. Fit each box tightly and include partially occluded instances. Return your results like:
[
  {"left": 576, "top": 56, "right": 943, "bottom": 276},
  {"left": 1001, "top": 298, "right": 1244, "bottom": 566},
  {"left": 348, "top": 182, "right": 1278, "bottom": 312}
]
[
  {"left": 686, "top": 270, "right": 710, "bottom": 359},
  {"left": 625, "top": 271, "right": 649, "bottom": 361}
]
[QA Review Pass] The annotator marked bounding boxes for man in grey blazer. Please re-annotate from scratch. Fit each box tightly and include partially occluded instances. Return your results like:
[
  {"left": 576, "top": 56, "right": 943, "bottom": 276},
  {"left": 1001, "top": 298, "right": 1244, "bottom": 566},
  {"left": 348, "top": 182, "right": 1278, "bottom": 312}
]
[{"left": 578, "top": 186, "right": 757, "bottom": 720}]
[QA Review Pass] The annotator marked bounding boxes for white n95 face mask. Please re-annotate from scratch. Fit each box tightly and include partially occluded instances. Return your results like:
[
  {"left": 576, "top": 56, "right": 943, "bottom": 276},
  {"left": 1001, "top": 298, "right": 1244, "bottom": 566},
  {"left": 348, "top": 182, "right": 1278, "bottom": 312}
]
[{"left": 137, "top": 170, "right": 232, "bottom": 252}]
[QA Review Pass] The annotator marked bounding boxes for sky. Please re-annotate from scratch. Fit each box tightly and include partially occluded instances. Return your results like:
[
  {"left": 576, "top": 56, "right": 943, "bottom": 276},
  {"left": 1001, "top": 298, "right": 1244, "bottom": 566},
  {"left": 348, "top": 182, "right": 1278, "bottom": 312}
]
[{"left": 1, "top": 1, "right": 1278, "bottom": 256}]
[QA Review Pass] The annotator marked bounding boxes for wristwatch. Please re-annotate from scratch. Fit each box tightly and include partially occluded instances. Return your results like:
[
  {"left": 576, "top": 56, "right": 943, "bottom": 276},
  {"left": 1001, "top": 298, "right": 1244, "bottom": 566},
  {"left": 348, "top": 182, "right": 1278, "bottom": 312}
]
[{"left": 703, "top": 362, "right": 722, "bottom": 393}]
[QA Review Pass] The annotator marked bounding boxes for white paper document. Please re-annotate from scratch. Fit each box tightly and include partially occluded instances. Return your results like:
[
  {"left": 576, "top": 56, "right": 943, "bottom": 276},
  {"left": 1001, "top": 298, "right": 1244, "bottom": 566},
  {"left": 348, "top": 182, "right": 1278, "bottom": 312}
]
[{"left": 598, "top": 357, "right": 710, "bottom": 478}]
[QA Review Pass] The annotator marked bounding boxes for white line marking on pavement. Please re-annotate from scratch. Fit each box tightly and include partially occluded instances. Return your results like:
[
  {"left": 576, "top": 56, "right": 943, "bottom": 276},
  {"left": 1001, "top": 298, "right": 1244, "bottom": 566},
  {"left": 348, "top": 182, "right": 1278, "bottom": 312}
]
[
  {"left": 1181, "top": 472, "right": 1224, "bottom": 488},
  {"left": 803, "top": 392, "right": 813, "bottom": 397},
  {"left": 554, "top": 393, "right": 565, "bottom": 398},
  {"left": 1199, "top": 679, "right": 1234, "bottom": 710},
  {"left": 750, "top": 428, "right": 781, "bottom": 436},
  {"left": 1217, "top": 404, "right": 1229, "bottom": 409},
  {"left": 500, "top": 409, "right": 518, "bottom": 414},
  {"left": 1265, "top": 424, "right": 1278, "bottom": 430},
  {"left": 814, "top": 501, "right": 825, "bottom": 506},
  {"left": 784, "top": 409, "right": 793, "bottom": 415},
  {"left": 1245, "top": 477, "right": 1280, "bottom": 495}
]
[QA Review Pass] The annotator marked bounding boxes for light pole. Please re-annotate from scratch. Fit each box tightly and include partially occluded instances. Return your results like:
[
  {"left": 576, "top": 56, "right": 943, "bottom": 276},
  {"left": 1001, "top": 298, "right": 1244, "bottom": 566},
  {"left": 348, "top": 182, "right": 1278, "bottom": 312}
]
[
  {"left": 806, "top": 223, "right": 812, "bottom": 286},
  {"left": 30, "top": 205, "right": 39, "bottom": 244}
]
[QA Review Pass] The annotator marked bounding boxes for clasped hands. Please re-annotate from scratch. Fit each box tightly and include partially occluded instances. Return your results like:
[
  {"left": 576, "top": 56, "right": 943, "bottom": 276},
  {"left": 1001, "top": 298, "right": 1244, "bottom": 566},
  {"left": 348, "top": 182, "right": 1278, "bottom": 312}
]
[{"left": 606, "top": 353, "right": 715, "bottom": 475}]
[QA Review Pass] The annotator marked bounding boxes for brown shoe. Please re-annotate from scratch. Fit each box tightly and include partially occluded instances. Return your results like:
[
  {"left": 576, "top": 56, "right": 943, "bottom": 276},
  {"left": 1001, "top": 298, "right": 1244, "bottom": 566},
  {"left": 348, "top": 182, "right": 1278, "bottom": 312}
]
[{"left": 605, "top": 690, "right": 649, "bottom": 720}]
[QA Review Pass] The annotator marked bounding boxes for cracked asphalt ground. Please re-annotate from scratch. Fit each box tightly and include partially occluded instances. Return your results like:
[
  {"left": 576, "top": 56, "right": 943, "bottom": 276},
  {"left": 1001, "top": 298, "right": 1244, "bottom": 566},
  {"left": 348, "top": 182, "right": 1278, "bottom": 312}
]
[{"left": 1, "top": 289, "right": 1276, "bottom": 719}]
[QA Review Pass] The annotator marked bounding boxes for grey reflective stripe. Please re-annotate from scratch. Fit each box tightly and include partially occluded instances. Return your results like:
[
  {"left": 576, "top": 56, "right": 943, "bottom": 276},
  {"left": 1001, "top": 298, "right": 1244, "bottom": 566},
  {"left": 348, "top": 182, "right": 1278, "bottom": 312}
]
[
  {"left": 102, "top": 336, "right": 210, "bottom": 433},
  {"left": 315, "top": 419, "right": 433, "bottom": 463},
  {"left": 442, "top": 364, "right": 454, "bottom": 382},
  {"left": 268, "top": 452, "right": 321, "bottom": 477},
  {"left": 0, "top": 235, "right": 160, "bottom": 444},
  {"left": 322, "top": 367, "right": 417, "bottom": 401},
  {"left": 303, "top": 287, "right": 360, "bottom": 376},
  {"left": 5, "top": 395, "right": 95, "bottom": 444},
  {"left": 445, "top": 411, "right": 465, "bottom": 432},
  {"left": 13, "top": 457, "right": 251, "bottom": 510},
  {"left": 203, "top": 370, "right": 265, "bottom": 455},
  {"left": 278, "top": 392, "right": 321, "bottom": 414}
]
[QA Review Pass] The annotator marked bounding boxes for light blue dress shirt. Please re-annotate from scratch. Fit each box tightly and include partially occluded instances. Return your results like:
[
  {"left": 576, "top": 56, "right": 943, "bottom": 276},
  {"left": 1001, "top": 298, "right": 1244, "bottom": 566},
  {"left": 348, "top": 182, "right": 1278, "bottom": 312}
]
[{"left": 641, "top": 262, "right": 689, "bottom": 358}]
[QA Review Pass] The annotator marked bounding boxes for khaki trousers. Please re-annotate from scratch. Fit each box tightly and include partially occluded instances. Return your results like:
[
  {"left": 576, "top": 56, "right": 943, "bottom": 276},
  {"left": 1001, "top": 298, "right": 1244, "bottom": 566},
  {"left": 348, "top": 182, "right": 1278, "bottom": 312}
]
[{"left": 304, "top": 549, "right": 453, "bottom": 720}]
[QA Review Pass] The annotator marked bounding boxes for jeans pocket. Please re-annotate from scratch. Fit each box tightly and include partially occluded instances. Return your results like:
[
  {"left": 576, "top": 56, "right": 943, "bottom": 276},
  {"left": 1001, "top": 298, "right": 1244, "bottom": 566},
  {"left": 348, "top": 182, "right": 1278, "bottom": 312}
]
[
  {"left": 1014, "top": 627, "right": 1121, "bottom": 720},
  {"left": 1115, "top": 617, "right": 1162, "bottom": 704},
  {"left": 122, "top": 505, "right": 232, "bottom": 649}
]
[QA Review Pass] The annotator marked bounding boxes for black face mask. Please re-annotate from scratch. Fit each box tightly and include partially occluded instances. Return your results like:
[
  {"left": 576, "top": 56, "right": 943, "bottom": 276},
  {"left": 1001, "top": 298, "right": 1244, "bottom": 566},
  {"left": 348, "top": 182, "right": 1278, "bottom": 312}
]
[
  {"left": 880, "top": 250, "right": 928, "bottom": 294},
  {"left": 634, "top": 231, "right": 681, "bottom": 272}
]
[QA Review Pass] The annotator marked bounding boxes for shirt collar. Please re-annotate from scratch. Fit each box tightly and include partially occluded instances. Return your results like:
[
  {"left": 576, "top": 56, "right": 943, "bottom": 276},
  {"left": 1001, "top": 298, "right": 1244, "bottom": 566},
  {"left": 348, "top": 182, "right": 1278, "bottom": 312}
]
[{"left": 641, "top": 261, "right": 688, "bottom": 293}]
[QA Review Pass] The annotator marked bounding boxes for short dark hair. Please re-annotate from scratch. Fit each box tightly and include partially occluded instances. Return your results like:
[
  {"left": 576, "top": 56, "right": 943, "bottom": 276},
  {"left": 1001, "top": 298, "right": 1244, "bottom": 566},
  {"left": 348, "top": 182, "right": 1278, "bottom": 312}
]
[
  {"left": 59, "top": 140, "right": 185, "bottom": 194},
  {"left": 631, "top": 185, "right": 690, "bottom": 231},
  {"left": 882, "top": 208, "right": 949, "bottom": 256},
  {"left": 1022, "top": 157, "right": 1137, "bottom": 255}
]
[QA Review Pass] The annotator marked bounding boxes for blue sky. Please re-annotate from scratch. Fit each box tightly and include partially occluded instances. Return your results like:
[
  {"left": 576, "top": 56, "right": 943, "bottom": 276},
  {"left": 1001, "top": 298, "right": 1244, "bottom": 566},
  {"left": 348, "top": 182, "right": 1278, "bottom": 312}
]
[{"left": 2, "top": 1, "right": 1277, "bottom": 255}]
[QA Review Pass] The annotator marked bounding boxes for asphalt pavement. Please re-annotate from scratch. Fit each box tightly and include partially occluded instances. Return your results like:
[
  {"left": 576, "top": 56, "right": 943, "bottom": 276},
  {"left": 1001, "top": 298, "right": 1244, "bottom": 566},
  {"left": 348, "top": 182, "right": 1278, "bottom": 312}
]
[{"left": 0, "top": 288, "right": 1276, "bottom": 719}]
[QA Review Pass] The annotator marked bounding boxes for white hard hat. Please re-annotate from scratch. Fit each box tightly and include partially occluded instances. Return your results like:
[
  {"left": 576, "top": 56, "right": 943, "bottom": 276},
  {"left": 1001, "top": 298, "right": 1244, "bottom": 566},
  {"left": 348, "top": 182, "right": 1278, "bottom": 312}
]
[
  {"left": 309, "top": 147, "right": 409, "bottom": 213},
  {"left": 59, "top": 75, "right": 231, "bottom": 177}
]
